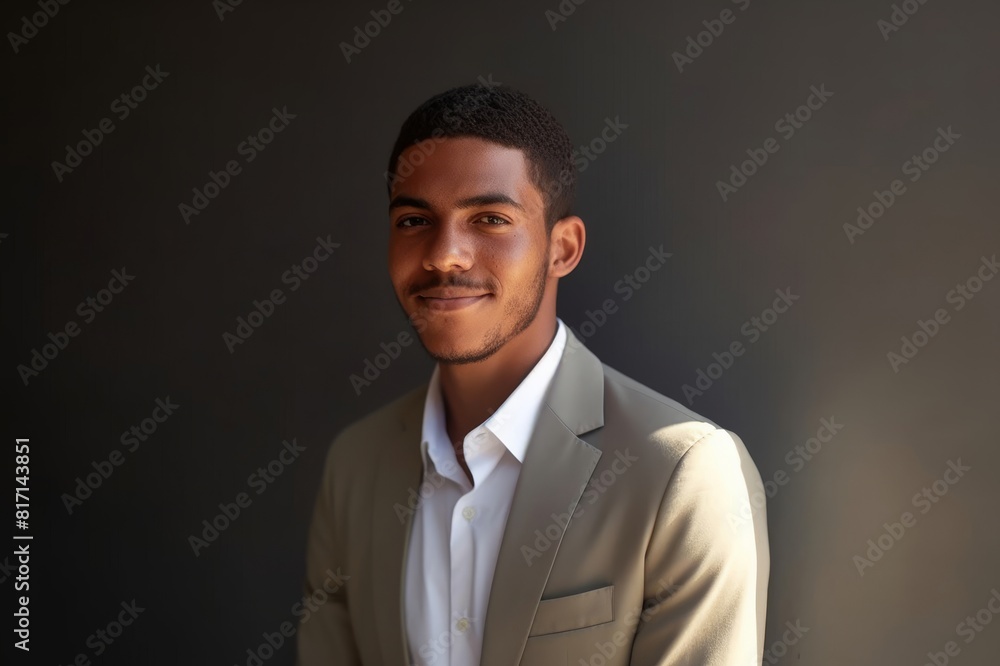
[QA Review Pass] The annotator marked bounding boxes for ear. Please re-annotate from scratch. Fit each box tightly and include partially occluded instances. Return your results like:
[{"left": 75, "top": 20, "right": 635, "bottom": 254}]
[{"left": 548, "top": 215, "right": 586, "bottom": 278}]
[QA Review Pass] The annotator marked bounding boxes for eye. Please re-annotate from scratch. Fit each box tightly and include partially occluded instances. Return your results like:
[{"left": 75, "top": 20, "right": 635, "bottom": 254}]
[
  {"left": 478, "top": 215, "right": 510, "bottom": 226},
  {"left": 396, "top": 216, "right": 428, "bottom": 228}
]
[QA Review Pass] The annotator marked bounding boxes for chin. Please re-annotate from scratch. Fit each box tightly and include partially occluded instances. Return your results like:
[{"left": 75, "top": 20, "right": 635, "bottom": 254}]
[
  {"left": 417, "top": 328, "right": 500, "bottom": 365},
  {"left": 420, "top": 332, "right": 477, "bottom": 357}
]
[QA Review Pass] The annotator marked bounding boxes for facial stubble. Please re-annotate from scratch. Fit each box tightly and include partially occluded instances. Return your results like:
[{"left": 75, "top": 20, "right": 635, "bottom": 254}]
[{"left": 399, "top": 242, "right": 551, "bottom": 365}]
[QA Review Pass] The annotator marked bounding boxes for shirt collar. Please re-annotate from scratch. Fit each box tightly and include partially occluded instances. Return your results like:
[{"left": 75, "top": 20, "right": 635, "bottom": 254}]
[{"left": 419, "top": 318, "right": 568, "bottom": 471}]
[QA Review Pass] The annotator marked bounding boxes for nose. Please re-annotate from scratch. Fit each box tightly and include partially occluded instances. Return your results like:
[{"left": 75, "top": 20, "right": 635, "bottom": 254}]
[{"left": 422, "top": 221, "right": 473, "bottom": 273}]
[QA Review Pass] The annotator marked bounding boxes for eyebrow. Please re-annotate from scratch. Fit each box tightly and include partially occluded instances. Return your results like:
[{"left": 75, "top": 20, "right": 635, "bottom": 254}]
[{"left": 388, "top": 192, "right": 526, "bottom": 213}]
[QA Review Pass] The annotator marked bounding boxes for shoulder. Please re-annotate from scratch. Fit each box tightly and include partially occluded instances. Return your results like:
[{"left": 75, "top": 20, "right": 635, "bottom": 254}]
[
  {"left": 601, "top": 360, "right": 721, "bottom": 429},
  {"left": 594, "top": 360, "right": 764, "bottom": 523},
  {"left": 600, "top": 361, "right": 720, "bottom": 447},
  {"left": 595, "top": 360, "right": 758, "bottom": 482},
  {"left": 323, "top": 383, "right": 427, "bottom": 471}
]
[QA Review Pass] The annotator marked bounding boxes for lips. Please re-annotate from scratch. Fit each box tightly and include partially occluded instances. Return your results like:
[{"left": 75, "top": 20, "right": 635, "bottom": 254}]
[{"left": 416, "top": 291, "right": 490, "bottom": 312}]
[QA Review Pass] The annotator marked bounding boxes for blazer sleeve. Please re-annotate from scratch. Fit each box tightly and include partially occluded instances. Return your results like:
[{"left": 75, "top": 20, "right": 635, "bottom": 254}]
[
  {"left": 296, "top": 435, "right": 364, "bottom": 666},
  {"left": 629, "top": 428, "right": 770, "bottom": 666}
]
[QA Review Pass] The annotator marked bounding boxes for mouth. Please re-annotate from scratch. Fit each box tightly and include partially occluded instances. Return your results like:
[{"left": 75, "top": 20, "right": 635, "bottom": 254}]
[{"left": 416, "top": 294, "right": 490, "bottom": 312}]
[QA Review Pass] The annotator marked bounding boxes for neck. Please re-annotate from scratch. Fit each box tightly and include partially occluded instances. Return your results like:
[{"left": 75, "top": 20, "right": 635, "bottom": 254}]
[{"left": 438, "top": 311, "right": 558, "bottom": 446}]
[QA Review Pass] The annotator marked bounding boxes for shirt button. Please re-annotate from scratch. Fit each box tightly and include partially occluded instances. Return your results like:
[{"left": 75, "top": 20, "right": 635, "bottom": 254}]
[
  {"left": 456, "top": 617, "right": 470, "bottom": 632},
  {"left": 462, "top": 506, "right": 476, "bottom": 521},
  {"left": 475, "top": 431, "right": 488, "bottom": 441}
]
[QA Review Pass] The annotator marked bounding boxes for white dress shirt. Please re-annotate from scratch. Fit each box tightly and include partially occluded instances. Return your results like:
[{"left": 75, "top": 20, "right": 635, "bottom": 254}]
[{"left": 404, "top": 318, "right": 568, "bottom": 666}]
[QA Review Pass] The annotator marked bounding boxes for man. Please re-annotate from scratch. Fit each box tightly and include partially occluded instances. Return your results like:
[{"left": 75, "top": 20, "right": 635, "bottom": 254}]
[{"left": 297, "top": 83, "right": 769, "bottom": 665}]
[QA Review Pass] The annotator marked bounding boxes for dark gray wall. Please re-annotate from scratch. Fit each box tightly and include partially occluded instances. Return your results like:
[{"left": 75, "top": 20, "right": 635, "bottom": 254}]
[{"left": 3, "top": 0, "right": 999, "bottom": 663}]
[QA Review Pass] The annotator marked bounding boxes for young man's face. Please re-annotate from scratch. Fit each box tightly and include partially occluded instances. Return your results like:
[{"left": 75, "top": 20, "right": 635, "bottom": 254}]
[{"left": 387, "top": 136, "right": 552, "bottom": 364}]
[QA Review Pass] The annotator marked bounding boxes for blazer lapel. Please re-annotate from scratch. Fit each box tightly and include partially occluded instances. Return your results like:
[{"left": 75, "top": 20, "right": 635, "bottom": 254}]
[
  {"left": 372, "top": 327, "right": 606, "bottom": 666},
  {"left": 480, "top": 328, "right": 607, "bottom": 666}
]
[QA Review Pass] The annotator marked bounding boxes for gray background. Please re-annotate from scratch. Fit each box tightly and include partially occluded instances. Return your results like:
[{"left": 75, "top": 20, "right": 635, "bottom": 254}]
[{"left": 3, "top": 0, "right": 999, "bottom": 663}]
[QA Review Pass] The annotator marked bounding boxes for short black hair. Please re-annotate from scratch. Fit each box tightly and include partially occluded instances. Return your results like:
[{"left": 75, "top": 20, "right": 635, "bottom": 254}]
[{"left": 385, "top": 83, "right": 576, "bottom": 232}]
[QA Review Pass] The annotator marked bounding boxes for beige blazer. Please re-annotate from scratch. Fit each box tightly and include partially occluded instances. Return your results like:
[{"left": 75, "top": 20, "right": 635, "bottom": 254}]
[{"left": 297, "top": 328, "right": 769, "bottom": 665}]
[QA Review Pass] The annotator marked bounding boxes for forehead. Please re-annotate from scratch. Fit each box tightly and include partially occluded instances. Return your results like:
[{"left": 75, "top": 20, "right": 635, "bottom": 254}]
[{"left": 391, "top": 136, "right": 543, "bottom": 212}]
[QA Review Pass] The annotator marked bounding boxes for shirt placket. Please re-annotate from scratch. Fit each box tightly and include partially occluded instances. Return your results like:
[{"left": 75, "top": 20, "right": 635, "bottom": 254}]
[{"left": 447, "top": 427, "right": 496, "bottom": 666}]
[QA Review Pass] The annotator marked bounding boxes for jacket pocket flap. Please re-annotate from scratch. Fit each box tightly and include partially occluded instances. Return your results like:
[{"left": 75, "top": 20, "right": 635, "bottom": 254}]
[{"left": 528, "top": 584, "right": 614, "bottom": 637}]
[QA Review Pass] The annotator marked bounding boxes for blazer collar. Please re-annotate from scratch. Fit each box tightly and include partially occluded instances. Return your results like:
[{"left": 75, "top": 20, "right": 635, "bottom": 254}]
[{"left": 371, "top": 326, "right": 606, "bottom": 666}]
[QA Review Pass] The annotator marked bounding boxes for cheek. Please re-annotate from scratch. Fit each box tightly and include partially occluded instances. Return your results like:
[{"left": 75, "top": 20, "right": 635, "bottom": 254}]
[
  {"left": 489, "top": 230, "right": 538, "bottom": 264},
  {"left": 494, "top": 245, "right": 546, "bottom": 294}
]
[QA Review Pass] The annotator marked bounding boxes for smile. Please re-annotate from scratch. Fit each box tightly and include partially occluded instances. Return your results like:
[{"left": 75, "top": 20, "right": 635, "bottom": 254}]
[{"left": 418, "top": 294, "right": 489, "bottom": 311}]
